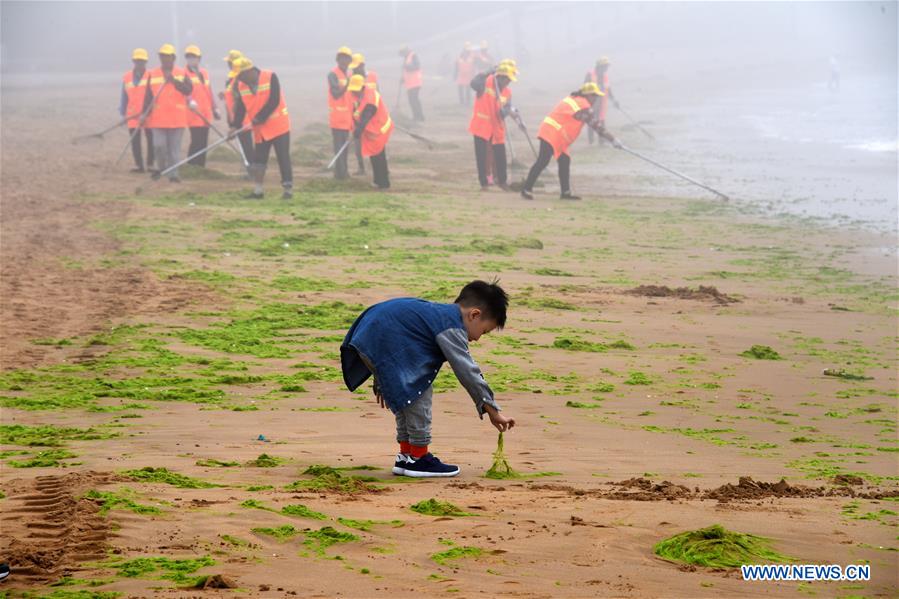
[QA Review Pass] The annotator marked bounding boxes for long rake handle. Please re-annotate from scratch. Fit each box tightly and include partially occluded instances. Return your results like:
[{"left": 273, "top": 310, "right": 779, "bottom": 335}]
[{"left": 618, "top": 144, "right": 729, "bottom": 200}]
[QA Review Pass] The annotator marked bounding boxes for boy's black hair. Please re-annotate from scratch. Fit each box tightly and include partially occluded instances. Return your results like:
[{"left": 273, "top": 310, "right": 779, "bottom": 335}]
[{"left": 454, "top": 279, "right": 509, "bottom": 328}]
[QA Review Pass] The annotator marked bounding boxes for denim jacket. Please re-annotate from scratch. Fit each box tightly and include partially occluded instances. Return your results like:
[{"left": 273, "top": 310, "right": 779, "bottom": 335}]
[{"left": 341, "top": 298, "right": 499, "bottom": 417}]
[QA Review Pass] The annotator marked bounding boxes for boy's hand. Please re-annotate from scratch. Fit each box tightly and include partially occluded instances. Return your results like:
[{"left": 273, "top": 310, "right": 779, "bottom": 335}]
[{"left": 484, "top": 405, "right": 515, "bottom": 432}]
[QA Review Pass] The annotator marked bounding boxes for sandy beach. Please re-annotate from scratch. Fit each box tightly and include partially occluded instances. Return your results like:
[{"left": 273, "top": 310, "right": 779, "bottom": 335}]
[{"left": 1, "top": 57, "right": 896, "bottom": 598}]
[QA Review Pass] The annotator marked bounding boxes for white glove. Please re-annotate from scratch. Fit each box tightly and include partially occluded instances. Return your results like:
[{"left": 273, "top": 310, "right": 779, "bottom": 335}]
[{"left": 188, "top": 99, "right": 199, "bottom": 111}]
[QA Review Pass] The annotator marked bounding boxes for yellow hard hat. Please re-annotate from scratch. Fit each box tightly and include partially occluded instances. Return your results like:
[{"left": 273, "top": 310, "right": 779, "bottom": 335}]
[
  {"left": 184, "top": 44, "right": 201, "bottom": 57},
  {"left": 349, "top": 53, "right": 365, "bottom": 69},
  {"left": 495, "top": 64, "right": 517, "bottom": 82},
  {"left": 232, "top": 56, "right": 254, "bottom": 74},
  {"left": 580, "top": 81, "right": 605, "bottom": 96},
  {"left": 337, "top": 46, "right": 352, "bottom": 58},
  {"left": 158, "top": 43, "right": 176, "bottom": 56},
  {"left": 347, "top": 74, "right": 366, "bottom": 92},
  {"left": 598, "top": 56, "right": 611, "bottom": 65},
  {"left": 498, "top": 59, "right": 518, "bottom": 75},
  {"left": 223, "top": 49, "right": 243, "bottom": 62},
  {"left": 132, "top": 48, "right": 149, "bottom": 61}
]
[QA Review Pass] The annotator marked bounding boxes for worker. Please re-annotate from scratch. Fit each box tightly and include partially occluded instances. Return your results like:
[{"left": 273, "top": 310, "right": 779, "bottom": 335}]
[
  {"left": 399, "top": 46, "right": 424, "bottom": 122},
  {"left": 229, "top": 57, "right": 293, "bottom": 200},
  {"left": 119, "top": 48, "right": 154, "bottom": 173},
  {"left": 349, "top": 52, "right": 377, "bottom": 175},
  {"left": 141, "top": 43, "right": 193, "bottom": 182},
  {"left": 469, "top": 64, "right": 517, "bottom": 191},
  {"left": 473, "top": 40, "right": 493, "bottom": 72},
  {"left": 520, "top": 82, "right": 621, "bottom": 201},
  {"left": 184, "top": 45, "right": 220, "bottom": 167},
  {"left": 328, "top": 46, "right": 354, "bottom": 179},
  {"left": 351, "top": 52, "right": 379, "bottom": 91},
  {"left": 584, "top": 56, "right": 618, "bottom": 144},
  {"left": 349, "top": 74, "right": 394, "bottom": 190},
  {"left": 219, "top": 50, "right": 254, "bottom": 172},
  {"left": 454, "top": 42, "right": 475, "bottom": 105}
]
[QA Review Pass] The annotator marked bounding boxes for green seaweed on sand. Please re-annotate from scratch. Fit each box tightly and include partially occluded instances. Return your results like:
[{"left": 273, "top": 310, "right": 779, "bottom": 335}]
[
  {"left": 740, "top": 345, "right": 782, "bottom": 360},
  {"left": 302, "top": 526, "right": 358, "bottom": 556},
  {"left": 553, "top": 336, "right": 634, "bottom": 352},
  {"left": 195, "top": 459, "right": 240, "bottom": 468},
  {"left": 285, "top": 466, "right": 379, "bottom": 494},
  {"left": 252, "top": 525, "right": 301, "bottom": 541},
  {"left": 122, "top": 467, "right": 218, "bottom": 489},
  {"left": 483, "top": 432, "right": 561, "bottom": 479},
  {"left": 7, "top": 448, "right": 79, "bottom": 468},
  {"left": 281, "top": 504, "right": 328, "bottom": 520},
  {"left": 246, "top": 453, "right": 286, "bottom": 467},
  {"left": 0, "top": 424, "right": 117, "bottom": 447},
  {"left": 430, "top": 546, "right": 484, "bottom": 566},
  {"left": 106, "top": 555, "right": 215, "bottom": 584},
  {"left": 485, "top": 432, "right": 519, "bottom": 479},
  {"left": 337, "top": 517, "right": 403, "bottom": 531},
  {"left": 654, "top": 525, "right": 791, "bottom": 569},
  {"left": 410, "top": 499, "right": 474, "bottom": 517},
  {"left": 84, "top": 489, "right": 162, "bottom": 515}
]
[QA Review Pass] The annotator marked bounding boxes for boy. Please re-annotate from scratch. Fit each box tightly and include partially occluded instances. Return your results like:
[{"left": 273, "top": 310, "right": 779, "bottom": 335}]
[{"left": 340, "top": 280, "right": 516, "bottom": 478}]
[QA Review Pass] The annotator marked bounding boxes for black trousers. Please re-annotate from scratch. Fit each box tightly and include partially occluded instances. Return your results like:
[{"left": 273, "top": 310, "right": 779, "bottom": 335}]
[
  {"left": 255, "top": 131, "right": 293, "bottom": 187},
  {"left": 129, "top": 128, "right": 154, "bottom": 170},
  {"left": 353, "top": 137, "right": 365, "bottom": 173},
  {"left": 237, "top": 129, "right": 255, "bottom": 164},
  {"left": 407, "top": 87, "right": 425, "bottom": 121},
  {"left": 473, "top": 136, "right": 507, "bottom": 187},
  {"left": 523, "top": 139, "right": 571, "bottom": 193},
  {"left": 331, "top": 128, "right": 350, "bottom": 179},
  {"left": 188, "top": 127, "right": 210, "bottom": 166},
  {"left": 370, "top": 149, "right": 390, "bottom": 189},
  {"left": 457, "top": 85, "right": 471, "bottom": 105}
]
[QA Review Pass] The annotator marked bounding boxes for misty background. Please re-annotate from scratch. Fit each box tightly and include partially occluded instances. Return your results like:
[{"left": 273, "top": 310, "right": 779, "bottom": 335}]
[{"left": 1, "top": 1, "right": 896, "bottom": 229}]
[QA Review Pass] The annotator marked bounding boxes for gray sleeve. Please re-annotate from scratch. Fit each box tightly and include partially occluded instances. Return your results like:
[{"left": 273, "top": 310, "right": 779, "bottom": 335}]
[{"left": 436, "top": 327, "right": 500, "bottom": 419}]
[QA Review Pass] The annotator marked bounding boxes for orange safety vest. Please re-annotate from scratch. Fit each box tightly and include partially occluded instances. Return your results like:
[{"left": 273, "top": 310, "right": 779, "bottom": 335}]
[
  {"left": 352, "top": 87, "right": 393, "bottom": 157},
  {"left": 186, "top": 66, "right": 214, "bottom": 127},
  {"left": 327, "top": 65, "right": 353, "bottom": 130},
  {"left": 365, "top": 70, "right": 379, "bottom": 91},
  {"left": 224, "top": 77, "right": 251, "bottom": 127},
  {"left": 588, "top": 69, "right": 611, "bottom": 121},
  {"left": 402, "top": 52, "right": 422, "bottom": 89},
  {"left": 455, "top": 55, "right": 474, "bottom": 85},
  {"left": 237, "top": 70, "right": 291, "bottom": 144},
  {"left": 122, "top": 69, "right": 150, "bottom": 128},
  {"left": 145, "top": 66, "right": 189, "bottom": 129},
  {"left": 468, "top": 73, "right": 509, "bottom": 144},
  {"left": 537, "top": 95, "right": 592, "bottom": 158}
]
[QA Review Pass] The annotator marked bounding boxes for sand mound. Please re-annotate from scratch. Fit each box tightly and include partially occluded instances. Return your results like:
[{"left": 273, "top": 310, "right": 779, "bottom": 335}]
[{"left": 626, "top": 285, "right": 739, "bottom": 304}]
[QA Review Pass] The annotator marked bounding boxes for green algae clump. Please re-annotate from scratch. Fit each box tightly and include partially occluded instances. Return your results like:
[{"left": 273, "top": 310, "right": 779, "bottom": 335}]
[
  {"left": 410, "top": 498, "right": 473, "bottom": 517},
  {"left": 740, "top": 345, "right": 782, "bottom": 360},
  {"left": 654, "top": 525, "right": 790, "bottom": 569}
]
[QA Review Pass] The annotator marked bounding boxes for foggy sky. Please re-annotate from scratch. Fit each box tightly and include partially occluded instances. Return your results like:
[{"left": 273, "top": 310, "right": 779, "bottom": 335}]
[{"left": 1, "top": 1, "right": 895, "bottom": 80}]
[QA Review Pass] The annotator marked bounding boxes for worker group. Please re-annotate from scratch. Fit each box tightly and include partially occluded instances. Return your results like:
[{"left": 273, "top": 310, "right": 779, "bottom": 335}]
[{"left": 120, "top": 43, "right": 620, "bottom": 200}]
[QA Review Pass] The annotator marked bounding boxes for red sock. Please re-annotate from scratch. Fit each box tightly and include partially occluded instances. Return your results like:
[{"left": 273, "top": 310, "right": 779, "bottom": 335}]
[
  {"left": 409, "top": 444, "right": 428, "bottom": 458},
  {"left": 399, "top": 441, "right": 412, "bottom": 455}
]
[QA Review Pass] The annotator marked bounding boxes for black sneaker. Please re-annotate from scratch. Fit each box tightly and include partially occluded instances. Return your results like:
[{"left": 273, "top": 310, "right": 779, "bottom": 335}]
[
  {"left": 392, "top": 453, "right": 409, "bottom": 476},
  {"left": 130, "top": 167, "right": 145, "bottom": 174},
  {"left": 520, "top": 189, "right": 535, "bottom": 201},
  {"left": 402, "top": 453, "right": 460, "bottom": 478},
  {"left": 243, "top": 191, "right": 264, "bottom": 200},
  {"left": 560, "top": 191, "right": 581, "bottom": 200},
  {"left": 0, "top": 563, "right": 10, "bottom": 581},
  {"left": 281, "top": 189, "right": 293, "bottom": 200},
  {"left": 497, "top": 183, "right": 511, "bottom": 192}
]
